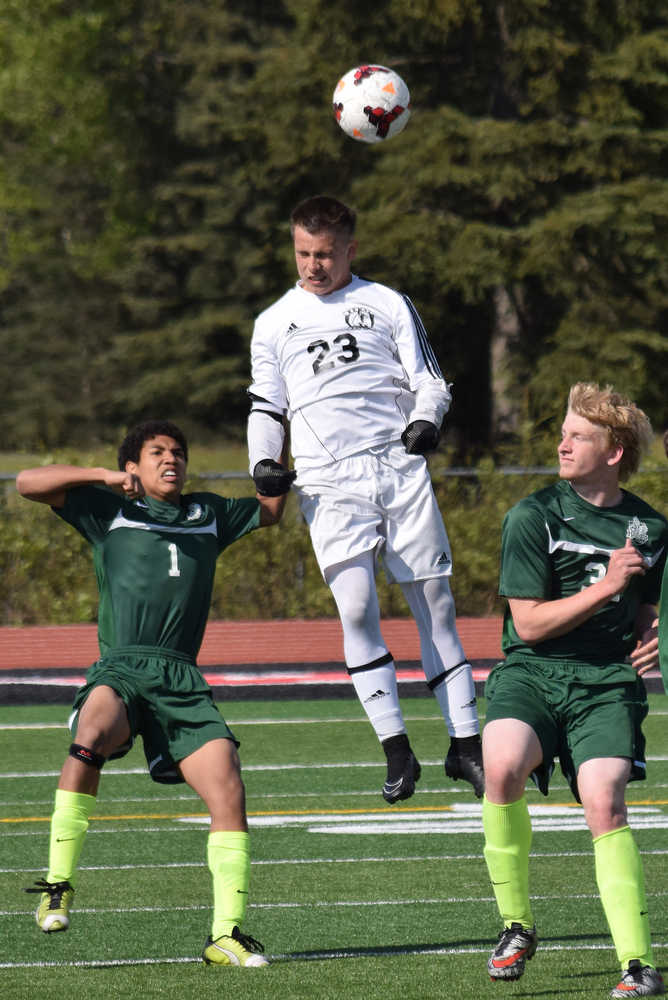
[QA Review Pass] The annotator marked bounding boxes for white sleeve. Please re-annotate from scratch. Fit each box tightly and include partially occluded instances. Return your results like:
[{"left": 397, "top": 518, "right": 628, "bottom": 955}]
[
  {"left": 247, "top": 410, "right": 286, "bottom": 473},
  {"left": 247, "top": 316, "right": 288, "bottom": 473},
  {"left": 395, "top": 294, "right": 452, "bottom": 427},
  {"left": 411, "top": 379, "right": 452, "bottom": 427},
  {"left": 248, "top": 315, "right": 288, "bottom": 413}
]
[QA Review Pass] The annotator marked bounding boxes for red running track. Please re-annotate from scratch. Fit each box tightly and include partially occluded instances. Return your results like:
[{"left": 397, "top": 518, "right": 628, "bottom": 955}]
[{"left": 0, "top": 618, "right": 502, "bottom": 670}]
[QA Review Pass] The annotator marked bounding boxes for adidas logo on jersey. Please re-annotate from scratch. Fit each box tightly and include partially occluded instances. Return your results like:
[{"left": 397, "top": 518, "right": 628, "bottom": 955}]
[
  {"left": 436, "top": 551, "right": 451, "bottom": 567},
  {"left": 286, "top": 322, "right": 299, "bottom": 335}
]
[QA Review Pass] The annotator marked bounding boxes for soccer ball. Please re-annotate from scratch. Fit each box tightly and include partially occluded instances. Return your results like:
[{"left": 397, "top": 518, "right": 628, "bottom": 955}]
[{"left": 332, "top": 65, "right": 411, "bottom": 144}]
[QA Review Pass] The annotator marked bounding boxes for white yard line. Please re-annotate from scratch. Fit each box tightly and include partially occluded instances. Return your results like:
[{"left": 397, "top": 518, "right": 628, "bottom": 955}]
[{"left": 1, "top": 939, "right": 667, "bottom": 970}]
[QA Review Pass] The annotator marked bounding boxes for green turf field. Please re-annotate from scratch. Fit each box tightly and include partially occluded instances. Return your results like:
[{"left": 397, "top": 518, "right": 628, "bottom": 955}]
[{"left": 1, "top": 696, "right": 666, "bottom": 999}]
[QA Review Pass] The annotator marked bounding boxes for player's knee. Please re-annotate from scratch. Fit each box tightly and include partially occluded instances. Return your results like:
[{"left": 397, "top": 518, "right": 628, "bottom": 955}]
[
  {"left": 339, "top": 602, "right": 376, "bottom": 635},
  {"left": 482, "top": 744, "right": 534, "bottom": 800},
  {"left": 69, "top": 743, "right": 106, "bottom": 770}
]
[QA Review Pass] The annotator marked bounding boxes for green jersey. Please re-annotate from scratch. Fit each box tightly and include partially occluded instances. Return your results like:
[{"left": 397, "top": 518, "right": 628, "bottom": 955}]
[
  {"left": 56, "top": 486, "right": 260, "bottom": 659},
  {"left": 658, "top": 559, "right": 668, "bottom": 690},
  {"left": 500, "top": 480, "right": 668, "bottom": 664}
]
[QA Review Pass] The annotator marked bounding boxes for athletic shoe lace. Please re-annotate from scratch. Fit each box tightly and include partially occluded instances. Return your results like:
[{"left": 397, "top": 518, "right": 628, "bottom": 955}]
[{"left": 23, "top": 879, "right": 72, "bottom": 907}]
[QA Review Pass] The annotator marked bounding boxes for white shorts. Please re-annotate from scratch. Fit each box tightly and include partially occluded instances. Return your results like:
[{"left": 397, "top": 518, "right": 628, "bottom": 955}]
[{"left": 295, "top": 442, "right": 453, "bottom": 583}]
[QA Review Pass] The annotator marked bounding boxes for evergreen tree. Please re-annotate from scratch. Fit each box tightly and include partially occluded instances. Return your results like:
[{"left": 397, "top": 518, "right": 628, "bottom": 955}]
[{"left": 1, "top": 0, "right": 667, "bottom": 454}]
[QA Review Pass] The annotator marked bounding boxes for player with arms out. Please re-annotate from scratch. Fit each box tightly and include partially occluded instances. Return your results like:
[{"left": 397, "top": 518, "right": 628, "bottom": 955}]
[
  {"left": 483, "top": 384, "right": 666, "bottom": 998},
  {"left": 18, "top": 420, "right": 290, "bottom": 968},
  {"left": 247, "top": 194, "right": 483, "bottom": 804}
]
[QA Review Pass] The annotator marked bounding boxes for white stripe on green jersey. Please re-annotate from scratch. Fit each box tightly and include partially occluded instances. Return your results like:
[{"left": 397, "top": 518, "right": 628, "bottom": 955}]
[
  {"left": 500, "top": 480, "right": 668, "bottom": 665},
  {"left": 55, "top": 486, "right": 260, "bottom": 659}
]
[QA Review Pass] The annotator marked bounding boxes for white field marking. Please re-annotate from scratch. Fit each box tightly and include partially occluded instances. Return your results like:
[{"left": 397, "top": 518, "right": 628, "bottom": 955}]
[
  {"left": 0, "top": 794, "right": 199, "bottom": 807},
  {"left": 0, "top": 761, "right": 457, "bottom": 779},
  {"left": 2, "top": 708, "right": 666, "bottom": 733},
  {"left": 173, "top": 802, "right": 668, "bottom": 835},
  {"left": 4, "top": 846, "right": 668, "bottom": 876},
  {"left": 0, "top": 783, "right": 575, "bottom": 808},
  {"left": 4, "top": 800, "right": 668, "bottom": 838},
  {"left": 0, "top": 714, "right": 443, "bottom": 732},
  {"left": 10, "top": 777, "right": 659, "bottom": 805},
  {"left": 2, "top": 755, "right": 667, "bottom": 779},
  {"left": 16, "top": 778, "right": 668, "bottom": 806},
  {"left": 5, "top": 888, "right": 668, "bottom": 920},
  {"left": 0, "top": 723, "right": 68, "bottom": 730},
  {"left": 9, "top": 813, "right": 668, "bottom": 840},
  {"left": 1, "top": 940, "right": 668, "bottom": 970}
]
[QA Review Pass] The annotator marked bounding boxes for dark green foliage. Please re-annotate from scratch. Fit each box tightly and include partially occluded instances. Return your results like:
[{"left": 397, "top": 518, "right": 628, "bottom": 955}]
[
  {"left": 5, "top": 464, "right": 668, "bottom": 625},
  {"left": 1, "top": 1, "right": 667, "bottom": 457}
]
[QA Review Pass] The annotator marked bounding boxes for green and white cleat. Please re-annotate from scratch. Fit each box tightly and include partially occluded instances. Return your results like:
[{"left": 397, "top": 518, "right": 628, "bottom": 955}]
[
  {"left": 202, "top": 926, "right": 269, "bottom": 967},
  {"left": 25, "top": 879, "right": 74, "bottom": 933}
]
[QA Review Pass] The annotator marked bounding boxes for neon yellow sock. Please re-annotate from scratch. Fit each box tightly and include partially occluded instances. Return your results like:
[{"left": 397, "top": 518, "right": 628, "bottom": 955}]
[
  {"left": 482, "top": 795, "right": 534, "bottom": 929},
  {"left": 46, "top": 788, "right": 96, "bottom": 886},
  {"left": 593, "top": 825, "right": 653, "bottom": 969},
  {"left": 208, "top": 830, "right": 251, "bottom": 939}
]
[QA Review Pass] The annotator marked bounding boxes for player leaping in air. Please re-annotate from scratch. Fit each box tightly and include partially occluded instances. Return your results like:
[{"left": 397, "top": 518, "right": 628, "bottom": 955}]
[
  {"left": 247, "top": 194, "right": 484, "bottom": 804},
  {"left": 18, "top": 420, "right": 290, "bottom": 968}
]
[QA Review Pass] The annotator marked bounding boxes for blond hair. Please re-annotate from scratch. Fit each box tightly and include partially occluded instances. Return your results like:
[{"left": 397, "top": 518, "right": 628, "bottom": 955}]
[{"left": 567, "top": 382, "right": 652, "bottom": 481}]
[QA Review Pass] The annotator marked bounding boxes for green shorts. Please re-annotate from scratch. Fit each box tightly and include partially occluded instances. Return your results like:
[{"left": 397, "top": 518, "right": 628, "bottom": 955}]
[
  {"left": 70, "top": 646, "right": 237, "bottom": 784},
  {"left": 484, "top": 656, "right": 648, "bottom": 801}
]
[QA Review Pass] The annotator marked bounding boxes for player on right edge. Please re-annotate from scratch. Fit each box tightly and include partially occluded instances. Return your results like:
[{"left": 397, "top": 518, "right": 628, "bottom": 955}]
[{"left": 483, "top": 383, "right": 666, "bottom": 998}]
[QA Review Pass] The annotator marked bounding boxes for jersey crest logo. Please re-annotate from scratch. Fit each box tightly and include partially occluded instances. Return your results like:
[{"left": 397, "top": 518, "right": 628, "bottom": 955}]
[
  {"left": 626, "top": 516, "right": 649, "bottom": 545},
  {"left": 186, "top": 503, "right": 204, "bottom": 521},
  {"left": 344, "top": 307, "right": 374, "bottom": 329}
]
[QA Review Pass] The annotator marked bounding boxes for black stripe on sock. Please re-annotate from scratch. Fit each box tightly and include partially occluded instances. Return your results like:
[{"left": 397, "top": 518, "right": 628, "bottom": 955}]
[
  {"left": 425, "top": 659, "right": 469, "bottom": 691},
  {"left": 347, "top": 651, "right": 393, "bottom": 675}
]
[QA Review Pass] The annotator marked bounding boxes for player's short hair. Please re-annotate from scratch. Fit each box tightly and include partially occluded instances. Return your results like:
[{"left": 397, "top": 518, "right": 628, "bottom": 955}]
[
  {"left": 117, "top": 420, "right": 188, "bottom": 470},
  {"left": 663, "top": 427, "right": 668, "bottom": 459},
  {"left": 567, "top": 382, "right": 652, "bottom": 481},
  {"left": 290, "top": 196, "right": 356, "bottom": 239}
]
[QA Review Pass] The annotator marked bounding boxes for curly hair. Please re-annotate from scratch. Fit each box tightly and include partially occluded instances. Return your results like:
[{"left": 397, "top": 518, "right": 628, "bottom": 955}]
[
  {"left": 567, "top": 382, "right": 652, "bottom": 481},
  {"left": 117, "top": 420, "right": 188, "bottom": 470}
]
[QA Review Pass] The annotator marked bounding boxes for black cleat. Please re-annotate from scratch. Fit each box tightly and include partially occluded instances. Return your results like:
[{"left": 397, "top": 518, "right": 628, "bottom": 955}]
[
  {"left": 445, "top": 735, "right": 485, "bottom": 798},
  {"left": 381, "top": 734, "right": 421, "bottom": 804},
  {"left": 487, "top": 922, "right": 538, "bottom": 981}
]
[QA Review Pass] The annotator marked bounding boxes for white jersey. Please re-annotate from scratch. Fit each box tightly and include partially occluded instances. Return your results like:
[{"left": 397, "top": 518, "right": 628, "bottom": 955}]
[{"left": 248, "top": 275, "right": 451, "bottom": 470}]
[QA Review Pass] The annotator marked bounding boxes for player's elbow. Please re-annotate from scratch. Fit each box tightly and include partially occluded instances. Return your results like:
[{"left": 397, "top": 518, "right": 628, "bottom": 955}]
[
  {"left": 509, "top": 609, "right": 548, "bottom": 644},
  {"left": 513, "top": 618, "right": 556, "bottom": 645},
  {"left": 513, "top": 621, "right": 541, "bottom": 643},
  {"left": 15, "top": 471, "right": 37, "bottom": 499}
]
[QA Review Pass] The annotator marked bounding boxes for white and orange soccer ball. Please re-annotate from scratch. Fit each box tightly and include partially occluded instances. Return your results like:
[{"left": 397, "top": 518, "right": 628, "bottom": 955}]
[{"left": 332, "top": 64, "right": 411, "bottom": 143}]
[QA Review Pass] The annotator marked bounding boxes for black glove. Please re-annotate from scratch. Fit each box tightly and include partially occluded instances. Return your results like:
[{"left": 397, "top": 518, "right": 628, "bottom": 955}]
[
  {"left": 401, "top": 420, "right": 440, "bottom": 455},
  {"left": 253, "top": 459, "right": 297, "bottom": 497}
]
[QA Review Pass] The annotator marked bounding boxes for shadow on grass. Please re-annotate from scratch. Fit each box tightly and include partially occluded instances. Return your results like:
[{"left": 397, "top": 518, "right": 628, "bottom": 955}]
[{"left": 274, "top": 929, "right": 615, "bottom": 963}]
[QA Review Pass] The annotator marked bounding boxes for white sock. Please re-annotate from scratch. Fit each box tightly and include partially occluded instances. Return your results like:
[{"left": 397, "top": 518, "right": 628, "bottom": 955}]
[
  {"left": 348, "top": 653, "right": 405, "bottom": 741},
  {"left": 401, "top": 577, "right": 479, "bottom": 737},
  {"left": 326, "top": 553, "right": 406, "bottom": 742}
]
